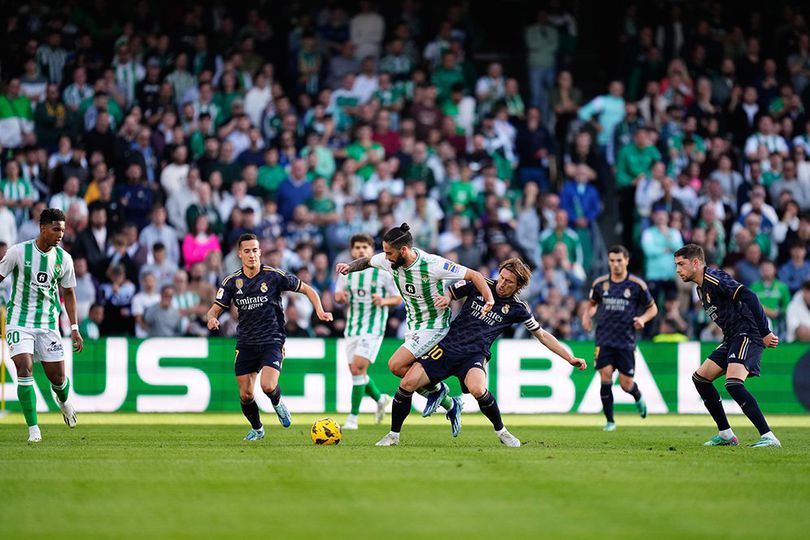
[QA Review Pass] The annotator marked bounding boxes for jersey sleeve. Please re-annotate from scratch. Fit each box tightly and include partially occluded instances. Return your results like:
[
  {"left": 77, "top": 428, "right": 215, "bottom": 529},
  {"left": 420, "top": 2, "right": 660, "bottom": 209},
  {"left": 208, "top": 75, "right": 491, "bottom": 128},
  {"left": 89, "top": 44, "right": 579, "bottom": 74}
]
[
  {"left": 382, "top": 272, "right": 400, "bottom": 298},
  {"left": 429, "top": 255, "right": 468, "bottom": 280},
  {"left": 588, "top": 279, "right": 603, "bottom": 305},
  {"left": 215, "top": 277, "right": 234, "bottom": 308},
  {"left": 448, "top": 279, "right": 475, "bottom": 300},
  {"left": 59, "top": 254, "right": 77, "bottom": 288},
  {"left": 513, "top": 300, "right": 541, "bottom": 332},
  {"left": 334, "top": 273, "right": 348, "bottom": 294},
  {"left": 274, "top": 268, "right": 302, "bottom": 293},
  {"left": 716, "top": 272, "right": 744, "bottom": 300},
  {"left": 369, "top": 253, "right": 391, "bottom": 272},
  {"left": 0, "top": 245, "right": 19, "bottom": 279},
  {"left": 630, "top": 276, "right": 654, "bottom": 307}
]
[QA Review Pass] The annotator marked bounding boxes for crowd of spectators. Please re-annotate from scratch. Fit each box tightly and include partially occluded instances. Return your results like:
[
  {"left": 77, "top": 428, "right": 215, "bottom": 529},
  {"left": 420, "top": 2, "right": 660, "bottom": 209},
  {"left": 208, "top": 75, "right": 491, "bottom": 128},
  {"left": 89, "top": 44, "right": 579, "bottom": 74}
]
[{"left": 0, "top": 1, "right": 809, "bottom": 343}]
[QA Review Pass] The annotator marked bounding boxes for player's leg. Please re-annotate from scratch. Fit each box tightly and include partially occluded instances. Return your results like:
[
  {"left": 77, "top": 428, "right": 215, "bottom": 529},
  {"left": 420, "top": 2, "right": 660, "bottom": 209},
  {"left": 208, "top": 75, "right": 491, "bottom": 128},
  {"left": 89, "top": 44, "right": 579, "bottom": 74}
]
[
  {"left": 598, "top": 364, "right": 616, "bottom": 431},
  {"left": 346, "top": 355, "right": 371, "bottom": 430},
  {"left": 12, "top": 352, "right": 40, "bottom": 442},
  {"left": 259, "top": 356, "right": 291, "bottom": 427},
  {"left": 399, "top": 330, "right": 456, "bottom": 414},
  {"left": 352, "top": 336, "right": 391, "bottom": 427},
  {"left": 236, "top": 372, "right": 264, "bottom": 440},
  {"left": 41, "top": 360, "right": 76, "bottom": 428},
  {"left": 618, "top": 372, "right": 646, "bottom": 419},
  {"left": 725, "top": 343, "right": 780, "bottom": 447},
  {"left": 693, "top": 355, "right": 737, "bottom": 446},
  {"left": 376, "top": 363, "right": 430, "bottom": 447},
  {"left": 464, "top": 367, "right": 519, "bottom": 447}
]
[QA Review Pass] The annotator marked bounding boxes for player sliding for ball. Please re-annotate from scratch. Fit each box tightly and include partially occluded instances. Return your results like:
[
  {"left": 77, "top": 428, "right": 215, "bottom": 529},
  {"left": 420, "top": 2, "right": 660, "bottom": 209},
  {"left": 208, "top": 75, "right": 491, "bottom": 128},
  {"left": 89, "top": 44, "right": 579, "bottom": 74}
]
[
  {"left": 376, "top": 258, "right": 586, "bottom": 447},
  {"left": 336, "top": 223, "right": 495, "bottom": 438},
  {"left": 207, "top": 234, "right": 333, "bottom": 441},
  {"left": 674, "top": 244, "right": 782, "bottom": 448},
  {"left": 334, "top": 234, "right": 402, "bottom": 431}
]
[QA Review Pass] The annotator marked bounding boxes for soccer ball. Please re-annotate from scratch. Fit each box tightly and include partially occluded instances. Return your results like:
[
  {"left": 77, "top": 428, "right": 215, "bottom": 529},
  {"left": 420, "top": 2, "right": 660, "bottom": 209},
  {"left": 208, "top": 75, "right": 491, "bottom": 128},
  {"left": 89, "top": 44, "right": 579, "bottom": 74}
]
[{"left": 311, "top": 418, "right": 342, "bottom": 445}]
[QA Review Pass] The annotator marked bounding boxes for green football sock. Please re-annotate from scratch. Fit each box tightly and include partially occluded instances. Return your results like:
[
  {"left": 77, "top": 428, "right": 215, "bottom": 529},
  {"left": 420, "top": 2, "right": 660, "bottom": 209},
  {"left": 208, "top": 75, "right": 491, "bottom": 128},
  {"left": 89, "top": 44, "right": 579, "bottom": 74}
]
[
  {"left": 17, "top": 377, "right": 38, "bottom": 427},
  {"left": 350, "top": 382, "right": 365, "bottom": 416},
  {"left": 52, "top": 378, "right": 70, "bottom": 403},
  {"left": 364, "top": 377, "right": 382, "bottom": 402},
  {"left": 440, "top": 395, "right": 453, "bottom": 410}
]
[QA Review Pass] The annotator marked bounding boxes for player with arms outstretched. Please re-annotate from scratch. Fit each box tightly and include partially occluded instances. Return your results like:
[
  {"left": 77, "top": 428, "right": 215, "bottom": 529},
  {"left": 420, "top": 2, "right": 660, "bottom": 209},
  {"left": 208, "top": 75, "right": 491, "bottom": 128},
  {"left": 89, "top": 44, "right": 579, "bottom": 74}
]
[
  {"left": 0, "top": 208, "right": 83, "bottom": 442},
  {"left": 207, "top": 233, "right": 333, "bottom": 441},
  {"left": 674, "top": 244, "right": 781, "bottom": 448},
  {"left": 582, "top": 245, "right": 658, "bottom": 431},
  {"left": 376, "top": 258, "right": 586, "bottom": 446},
  {"left": 334, "top": 234, "right": 402, "bottom": 430},
  {"left": 336, "top": 223, "right": 495, "bottom": 437}
]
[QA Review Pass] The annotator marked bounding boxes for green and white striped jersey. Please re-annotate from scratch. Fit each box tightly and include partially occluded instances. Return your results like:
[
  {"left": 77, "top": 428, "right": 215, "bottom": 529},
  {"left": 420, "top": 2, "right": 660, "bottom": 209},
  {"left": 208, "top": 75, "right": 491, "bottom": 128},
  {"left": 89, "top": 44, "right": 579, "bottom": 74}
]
[
  {"left": 172, "top": 291, "right": 200, "bottom": 311},
  {"left": 0, "top": 240, "right": 76, "bottom": 330},
  {"left": 369, "top": 249, "right": 467, "bottom": 332},
  {"left": 335, "top": 267, "right": 400, "bottom": 337}
]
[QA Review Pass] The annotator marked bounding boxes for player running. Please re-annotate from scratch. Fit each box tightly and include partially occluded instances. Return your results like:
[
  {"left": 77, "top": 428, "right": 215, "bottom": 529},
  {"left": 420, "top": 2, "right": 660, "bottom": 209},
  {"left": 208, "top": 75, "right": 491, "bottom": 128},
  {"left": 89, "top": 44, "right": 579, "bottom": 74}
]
[
  {"left": 336, "top": 223, "right": 495, "bottom": 437},
  {"left": 674, "top": 244, "right": 781, "bottom": 448},
  {"left": 207, "top": 233, "right": 333, "bottom": 441},
  {"left": 334, "top": 234, "right": 402, "bottom": 430},
  {"left": 581, "top": 245, "right": 658, "bottom": 432},
  {"left": 0, "top": 208, "right": 83, "bottom": 443},
  {"left": 376, "top": 258, "right": 586, "bottom": 447}
]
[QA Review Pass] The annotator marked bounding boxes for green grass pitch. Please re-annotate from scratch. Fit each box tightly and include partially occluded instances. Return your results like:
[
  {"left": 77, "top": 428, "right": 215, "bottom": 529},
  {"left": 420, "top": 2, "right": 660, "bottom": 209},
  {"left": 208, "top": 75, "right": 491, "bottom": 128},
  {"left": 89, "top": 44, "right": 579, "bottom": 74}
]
[{"left": 1, "top": 412, "right": 809, "bottom": 540}]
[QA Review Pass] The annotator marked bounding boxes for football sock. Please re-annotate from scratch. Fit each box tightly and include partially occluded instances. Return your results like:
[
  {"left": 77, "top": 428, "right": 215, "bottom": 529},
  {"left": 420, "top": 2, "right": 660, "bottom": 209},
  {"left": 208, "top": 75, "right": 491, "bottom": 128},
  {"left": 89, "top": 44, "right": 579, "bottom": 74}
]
[
  {"left": 391, "top": 387, "right": 413, "bottom": 433},
  {"left": 364, "top": 377, "right": 382, "bottom": 401},
  {"left": 351, "top": 375, "right": 366, "bottom": 416},
  {"left": 416, "top": 384, "right": 453, "bottom": 411},
  {"left": 625, "top": 382, "right": 642, "bottom": 402},
  {"left": 17, "top": 377, "right": 38, "bottom": 427},
  {"left": 51, "top": 377, "right": 70, "bottom": 403},
  {"left": 476, "top": 390, "right": 504, "bottom": 431},
  {"left": 692, "top": 373, "right": 730, "bottom": 431},
  {"left": 265, "top": 386, "right": 281, "bottom": 407},
  {"left": 240, "top": 399, "right": 262, "bottom": 430},
  {"left": 725, "top": 378, "right": 771, "bottom": 436},
  {"left": 600, "top": 383, "right": 614, "bottom": 423}
]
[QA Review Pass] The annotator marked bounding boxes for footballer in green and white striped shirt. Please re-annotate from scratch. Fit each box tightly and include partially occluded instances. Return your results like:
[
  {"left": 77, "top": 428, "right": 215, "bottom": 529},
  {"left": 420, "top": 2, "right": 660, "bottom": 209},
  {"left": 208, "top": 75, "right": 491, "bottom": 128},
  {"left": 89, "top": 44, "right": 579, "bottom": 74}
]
[
  {"left": 334, "top": 234, "right": 402, "bottom": 430},
  {"left": 0, "top": 208, "right": 83, "bottom": 443},
  {"left": 336, "top": 223, "right": 495, "bottom": 438}
]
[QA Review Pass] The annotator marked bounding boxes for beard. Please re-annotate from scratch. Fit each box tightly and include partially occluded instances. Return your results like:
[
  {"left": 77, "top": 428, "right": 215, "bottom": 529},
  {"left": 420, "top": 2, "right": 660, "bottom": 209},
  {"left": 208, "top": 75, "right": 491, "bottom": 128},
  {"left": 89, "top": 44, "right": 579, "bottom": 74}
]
[{"left": 390, "top": 253, "right": 407, "bottom": 269}]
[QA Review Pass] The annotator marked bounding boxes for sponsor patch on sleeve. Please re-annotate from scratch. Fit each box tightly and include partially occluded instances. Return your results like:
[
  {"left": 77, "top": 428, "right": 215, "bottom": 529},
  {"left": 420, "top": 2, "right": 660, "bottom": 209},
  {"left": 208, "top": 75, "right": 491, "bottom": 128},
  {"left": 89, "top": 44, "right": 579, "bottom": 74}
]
[
  {"left": 216, "top": 288, "right": 224, "bottom": 300},
  {"left": 453, "top": 279, "right": 467, "bottom": 289},
  {"left": 443, "top": 262, "right": 459, "bottom": 273}
]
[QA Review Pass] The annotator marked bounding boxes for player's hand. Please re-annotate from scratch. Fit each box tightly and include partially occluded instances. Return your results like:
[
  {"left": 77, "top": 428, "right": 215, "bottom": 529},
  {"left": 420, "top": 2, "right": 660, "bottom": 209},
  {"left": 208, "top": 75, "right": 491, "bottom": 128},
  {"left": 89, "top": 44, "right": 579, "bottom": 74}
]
[
  {"left": 569, "top": 357, "right": 587, "bottom": 371},
  {"left": 207, "top": 317, "right": 220, "bottom": 331},
  {"left": 581, "top": 315, "right": 592, "bottom": 332},
  {"left": 433, "top": 294, "right": 450, "bottom": 309},
  {"left": 335, "top": 263, "right": 350, "bottom": 275},
  {"left": 763, "top": 332, "right": 779, "bottom": 348},
  {"left": 71, "top": 330, "right": 83, "bottom": 353},
  {"left": 317, "top": 310, "right": 334, "bottom": 322},
  {"left": 334, "top": 291, "right": 348, "bottom": 303},
  {"left": 633, "top": 317, "right": 645, "bottom": 330},
  {"left": 481, "top": 298, "right": 495, "bottom": 316}
]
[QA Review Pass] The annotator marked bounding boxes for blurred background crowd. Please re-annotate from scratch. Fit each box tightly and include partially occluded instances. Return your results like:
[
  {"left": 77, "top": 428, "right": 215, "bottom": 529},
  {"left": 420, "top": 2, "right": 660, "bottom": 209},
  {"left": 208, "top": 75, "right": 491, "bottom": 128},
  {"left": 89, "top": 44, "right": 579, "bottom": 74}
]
[{"left": 0, "top": 0, "right": 809, "bottom": 343}]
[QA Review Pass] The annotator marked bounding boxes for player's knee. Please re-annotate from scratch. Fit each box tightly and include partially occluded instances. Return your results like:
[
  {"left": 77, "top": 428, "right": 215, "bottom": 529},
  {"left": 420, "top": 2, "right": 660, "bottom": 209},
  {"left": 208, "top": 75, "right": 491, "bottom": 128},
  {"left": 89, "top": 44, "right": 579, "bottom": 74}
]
[
  {"left": 49, "top": 374, "right": 65, "bottom": 387},
  {"left": 349, "top": 362, "right": 365, "bottom": 376},
  {"left": 400, "top": 378, "right": 418, "bottom": 392},
  {"left": 467, "top": 384, "right": 487, "bottom": 399},
  {"left": 619, "top": 380, "right": 634, "bottom": 392},
  {"left": 240, "top": 391, "right": 254, "bottom": 403},
  {"left": 260, "top": 383, "right": 276, "bottom": 395},
  {"left": 389, "top": 360, "right": 408, "bottom": 378}
]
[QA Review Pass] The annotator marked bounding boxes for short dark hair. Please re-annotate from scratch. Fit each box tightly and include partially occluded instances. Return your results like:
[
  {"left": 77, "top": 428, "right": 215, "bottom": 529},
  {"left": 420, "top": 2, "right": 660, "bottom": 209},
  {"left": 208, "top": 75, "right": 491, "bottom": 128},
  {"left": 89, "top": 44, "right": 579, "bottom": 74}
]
[
  {"left": 674, "top": 243, "right": 705, "bottom": 263},
  {"left": 350, "top": 233, "right": 375, "bottom": 248},
  {"left": 607, "top": 245, "right": 630, "bottom": 259},
  {"left": 238, "top": 233, "right": 259, "bottom": 248},
  {"left": 40, "top": 208, "right": 66, "bottom": 225},
  {"left": 382, "top": 223, "right": 412, "bottom": 249}
]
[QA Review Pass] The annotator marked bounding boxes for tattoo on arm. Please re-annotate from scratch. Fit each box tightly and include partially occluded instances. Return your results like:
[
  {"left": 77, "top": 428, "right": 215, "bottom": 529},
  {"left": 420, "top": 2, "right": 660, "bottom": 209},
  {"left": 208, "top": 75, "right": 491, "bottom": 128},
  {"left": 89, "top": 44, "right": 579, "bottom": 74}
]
[{"left": 347, "top": 257, "right": 371, "bottom": 273}]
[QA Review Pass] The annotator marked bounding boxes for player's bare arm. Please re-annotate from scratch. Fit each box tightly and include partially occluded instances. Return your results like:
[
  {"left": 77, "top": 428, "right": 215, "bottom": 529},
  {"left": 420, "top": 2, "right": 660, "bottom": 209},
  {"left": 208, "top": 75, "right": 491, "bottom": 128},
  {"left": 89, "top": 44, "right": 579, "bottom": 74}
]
[
  {"left": 206, "top": 303, "right": 224, "bottom": 330},
  {"left": 62, "top": 286, "right": 83, "bottom": 353},
  {"left": 464, "top": 269, "right": 495, "bottom": 314},
  {"left": 336, "top": 256, "right": 371, "bottom": 275},
  {"left": 581, "top": 300, "right": 598, "bottom": 332},
  {"left": 299, "top": 282, "right": 334, "bottom": 321},
  {"left": 633, "top": 302, "right": 658, "bottom": 330},
  {"left": 532, "top": 327, "right": 587, "bottom": 370},
  {"left": 433, "top": 290, "right": 453, "bottom": 310},
  {"left": 372, "top": 293, "right": 402, "bottom": 307}
]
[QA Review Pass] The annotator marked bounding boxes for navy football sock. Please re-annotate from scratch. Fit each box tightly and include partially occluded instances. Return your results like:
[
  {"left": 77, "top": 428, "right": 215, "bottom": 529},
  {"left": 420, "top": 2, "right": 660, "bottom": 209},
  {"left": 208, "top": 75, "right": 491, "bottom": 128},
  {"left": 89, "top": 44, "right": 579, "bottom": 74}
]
[
  {"left": 600, "top": 383, "right": 614, "bottom": 423},
  {"left": 692, "top": 373, "right": 730, "bottom": 431},
  {"left": 265, "top": 386, "right": 281, "bottom": 406},
  {"left": 725, "top": 378, "right": 770, "bottom": 436},
  {"left": 240, "top": 399, "right": 262, "bottom": 430},
  {"left": 391, "top": 387, "right": 413, "bottom": 433},
  {"left": 625, "top": 382, "right": 642, "bottom": 402},
  {"left": 476, "top": 390, "right": 504, "bottom": 431}
]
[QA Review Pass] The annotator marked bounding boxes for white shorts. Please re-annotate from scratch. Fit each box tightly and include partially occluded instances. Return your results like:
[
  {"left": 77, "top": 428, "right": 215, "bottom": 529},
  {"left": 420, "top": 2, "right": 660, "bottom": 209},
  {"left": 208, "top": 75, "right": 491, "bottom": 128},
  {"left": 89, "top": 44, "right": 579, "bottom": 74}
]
[
  {"left": 6, "top": 326, "right": 65, "bottom": 363},
  {"left": 403, "top": 327, "right": 449, "bottom": 358},
  {"left": 345, "top": 335, "right": 384, "bottom": 364}
]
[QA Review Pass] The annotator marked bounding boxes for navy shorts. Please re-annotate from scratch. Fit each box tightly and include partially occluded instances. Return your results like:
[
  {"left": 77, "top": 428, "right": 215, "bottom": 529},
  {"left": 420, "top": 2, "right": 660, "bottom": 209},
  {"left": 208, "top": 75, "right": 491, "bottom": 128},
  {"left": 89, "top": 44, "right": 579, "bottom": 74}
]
[
  {"left": 594, "top": 346, "right": 636, "bottom": 376},
  {"left": 234, "top": 343, "right": 284, "bottom": 376},
  {"left": 707, "top": 334, "right": 762, "bottom": 377},
  {"left": 418, "top": 343, "right": 486, "bottom": 393}
]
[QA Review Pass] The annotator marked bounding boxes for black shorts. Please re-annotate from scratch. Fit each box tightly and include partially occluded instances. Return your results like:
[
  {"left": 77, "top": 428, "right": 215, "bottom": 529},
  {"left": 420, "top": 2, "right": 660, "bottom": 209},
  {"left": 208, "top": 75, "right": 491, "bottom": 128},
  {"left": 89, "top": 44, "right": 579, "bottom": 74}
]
[
  {"left": 234, "top": 343, "right": 285, "bottom": 376},
  {"left": 594, "top": 346, "right": 636, "bottom": 376},
  {"left": 707, "top": 334, "right": 762, "bottom": 377},
  {"left": 418, "top": 343, "right": 486, "bottom": 393}
]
